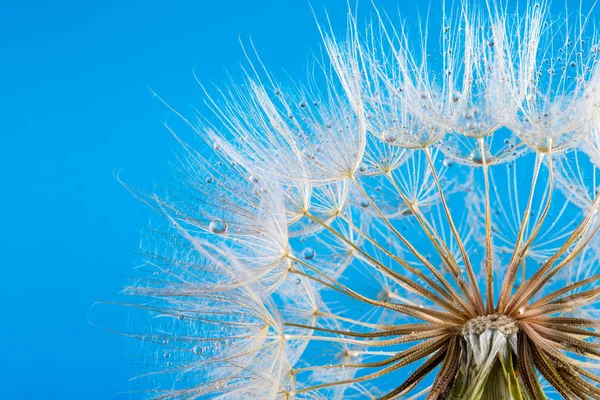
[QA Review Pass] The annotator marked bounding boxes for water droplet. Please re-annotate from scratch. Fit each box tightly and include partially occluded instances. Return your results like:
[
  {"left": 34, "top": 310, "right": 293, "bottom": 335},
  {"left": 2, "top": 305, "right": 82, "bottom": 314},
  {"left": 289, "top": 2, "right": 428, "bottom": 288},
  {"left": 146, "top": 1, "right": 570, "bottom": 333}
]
[
  {"left": 209, "top": 220, "right": 227, "bottom": 234},
  {"left": 302, "top": 247, "right": 315, "bottom": 260},
  {"left": 443, "top": 159, "right": 453, "bottom": 167},
  {"left": 178, "top": 315, "right": 185, "bottom": 321},
  {"left": 464, "top": 108, "right": 475, "bottom": 120},
  {"left": 382, "top": 131, "right": 398, "bottom": 143},
  {"left": 164, "top": 352, "right": 170, "bottom": 359},
  {"left": 249, "top": 174, "right": 260, "bottom": 184},
  {"left": 205, "top": 176, "right": 213, "bottom": 184}
]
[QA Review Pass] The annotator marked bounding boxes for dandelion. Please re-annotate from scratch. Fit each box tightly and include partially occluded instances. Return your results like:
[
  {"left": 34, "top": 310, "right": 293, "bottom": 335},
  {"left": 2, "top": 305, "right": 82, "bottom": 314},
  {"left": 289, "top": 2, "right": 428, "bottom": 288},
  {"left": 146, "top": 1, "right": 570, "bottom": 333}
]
[{"left": 119, "top": 1, "right": 600, "bottom": 399}]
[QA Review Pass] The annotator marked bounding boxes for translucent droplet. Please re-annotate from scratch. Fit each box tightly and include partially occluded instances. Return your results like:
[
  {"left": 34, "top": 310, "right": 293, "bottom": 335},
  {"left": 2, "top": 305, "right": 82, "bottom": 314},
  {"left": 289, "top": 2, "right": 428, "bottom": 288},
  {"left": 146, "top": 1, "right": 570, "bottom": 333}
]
[
  {"left": 469, "top": 150, "right": 483, "bottom": 163},
  {"left": 209, "top": 220, "right": 227, "bottom": 234},
  {"left": 249, "top": 174, "right": 260, "bottom": 184},
  {"left": 302, "top": 247, "right": 315, "bottom": 260},
  {"left": 360, "top": 200, "right": 369, "bottom": 208},
  {"left": 443, "top": 159, "right": 453, "bottom": 167},
  {"left": 178, "top": 315, "right": 185, "bottom": 321},
  {"left": 163, "top": 352, "right": 170, "bottom": 359},
  {"left": 193, "top": 346, "right": 203, "bottom": 354},
  {"left": 205, "top": 176, "right": 213, "bottom": 184},
  {"left": 382, "top": 131, "right": 398, "bottom": 143},
  {"left": 451, "top": 92, "right": 460, "bottom": 103}
]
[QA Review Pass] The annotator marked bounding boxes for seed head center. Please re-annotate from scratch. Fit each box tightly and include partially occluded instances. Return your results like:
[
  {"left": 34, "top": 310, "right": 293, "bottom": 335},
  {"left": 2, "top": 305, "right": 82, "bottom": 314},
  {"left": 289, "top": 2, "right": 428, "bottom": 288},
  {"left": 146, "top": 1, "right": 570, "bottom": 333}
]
[{"left": 461, "top": 314, "right": 518, "bottom": 336}]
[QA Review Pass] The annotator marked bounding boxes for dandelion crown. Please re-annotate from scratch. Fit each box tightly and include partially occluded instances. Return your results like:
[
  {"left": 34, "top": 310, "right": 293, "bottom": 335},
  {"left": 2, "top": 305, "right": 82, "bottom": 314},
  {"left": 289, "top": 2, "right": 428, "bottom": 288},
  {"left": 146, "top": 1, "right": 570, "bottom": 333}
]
[{"left": 121, "top": 1, "right": 600, "bottom": 399}]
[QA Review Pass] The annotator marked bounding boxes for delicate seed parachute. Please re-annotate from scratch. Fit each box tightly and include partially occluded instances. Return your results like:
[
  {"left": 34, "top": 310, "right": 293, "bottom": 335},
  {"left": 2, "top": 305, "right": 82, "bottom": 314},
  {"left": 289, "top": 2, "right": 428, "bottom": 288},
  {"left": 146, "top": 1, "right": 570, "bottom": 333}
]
[{"left": 117, "top": 1, "right": 600, "bottom": 399}]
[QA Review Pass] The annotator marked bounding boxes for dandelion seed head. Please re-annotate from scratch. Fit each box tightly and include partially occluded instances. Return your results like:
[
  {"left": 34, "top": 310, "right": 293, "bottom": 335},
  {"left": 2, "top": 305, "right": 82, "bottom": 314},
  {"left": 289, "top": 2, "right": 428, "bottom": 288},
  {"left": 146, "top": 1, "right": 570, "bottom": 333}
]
[{"left": 118, "top": 1, "right": 600, "bottom": 398}]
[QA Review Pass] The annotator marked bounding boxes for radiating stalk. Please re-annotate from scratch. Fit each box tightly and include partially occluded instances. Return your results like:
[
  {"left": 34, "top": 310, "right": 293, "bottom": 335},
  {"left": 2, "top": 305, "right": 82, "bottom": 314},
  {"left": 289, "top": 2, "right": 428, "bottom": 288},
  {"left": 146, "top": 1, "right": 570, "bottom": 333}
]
[
  {"left": 424, "top": 146, "right": 485, "bottom": 314},
  {"left": 304, "top": 212, "right": 465, "bottom": 314},
  {"left": 497, "top": 152, "right": 544, "bottom": 312},
  {"left": 384, "top": 171, "right": 477, "bottom": 317},
  {"left": 480, "top": 137, "right": 495, "bottom": 314}
]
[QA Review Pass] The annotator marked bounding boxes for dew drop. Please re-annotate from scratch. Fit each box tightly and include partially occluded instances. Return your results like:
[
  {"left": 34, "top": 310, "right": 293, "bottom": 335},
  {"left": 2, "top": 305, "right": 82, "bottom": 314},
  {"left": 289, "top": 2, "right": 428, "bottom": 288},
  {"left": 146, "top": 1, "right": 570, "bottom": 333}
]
[
  {"left": 249, "top": 174, "right": 260, "bottom": 184},
  {"left": 193, "top": 346, "right": 202, "bottom": 354},
  {"left": 209, "top": 220, "right": 227, "bottom": 234},
  {"left": 302, "top": 247, "right": 315, "bottom": 260},
  {"left": 382, "top": 131, "right": 398, "bottom": 143},
  {"left": 164, "top": 352, "right": 171, "bottom": 359}
]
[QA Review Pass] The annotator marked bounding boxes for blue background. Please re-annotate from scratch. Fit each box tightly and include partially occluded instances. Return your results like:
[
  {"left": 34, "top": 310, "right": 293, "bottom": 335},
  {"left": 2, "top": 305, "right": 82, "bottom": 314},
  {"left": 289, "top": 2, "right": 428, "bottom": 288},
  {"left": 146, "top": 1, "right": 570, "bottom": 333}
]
[{"left": 1, "top": 0, "right": 598, "bottom": 399}]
